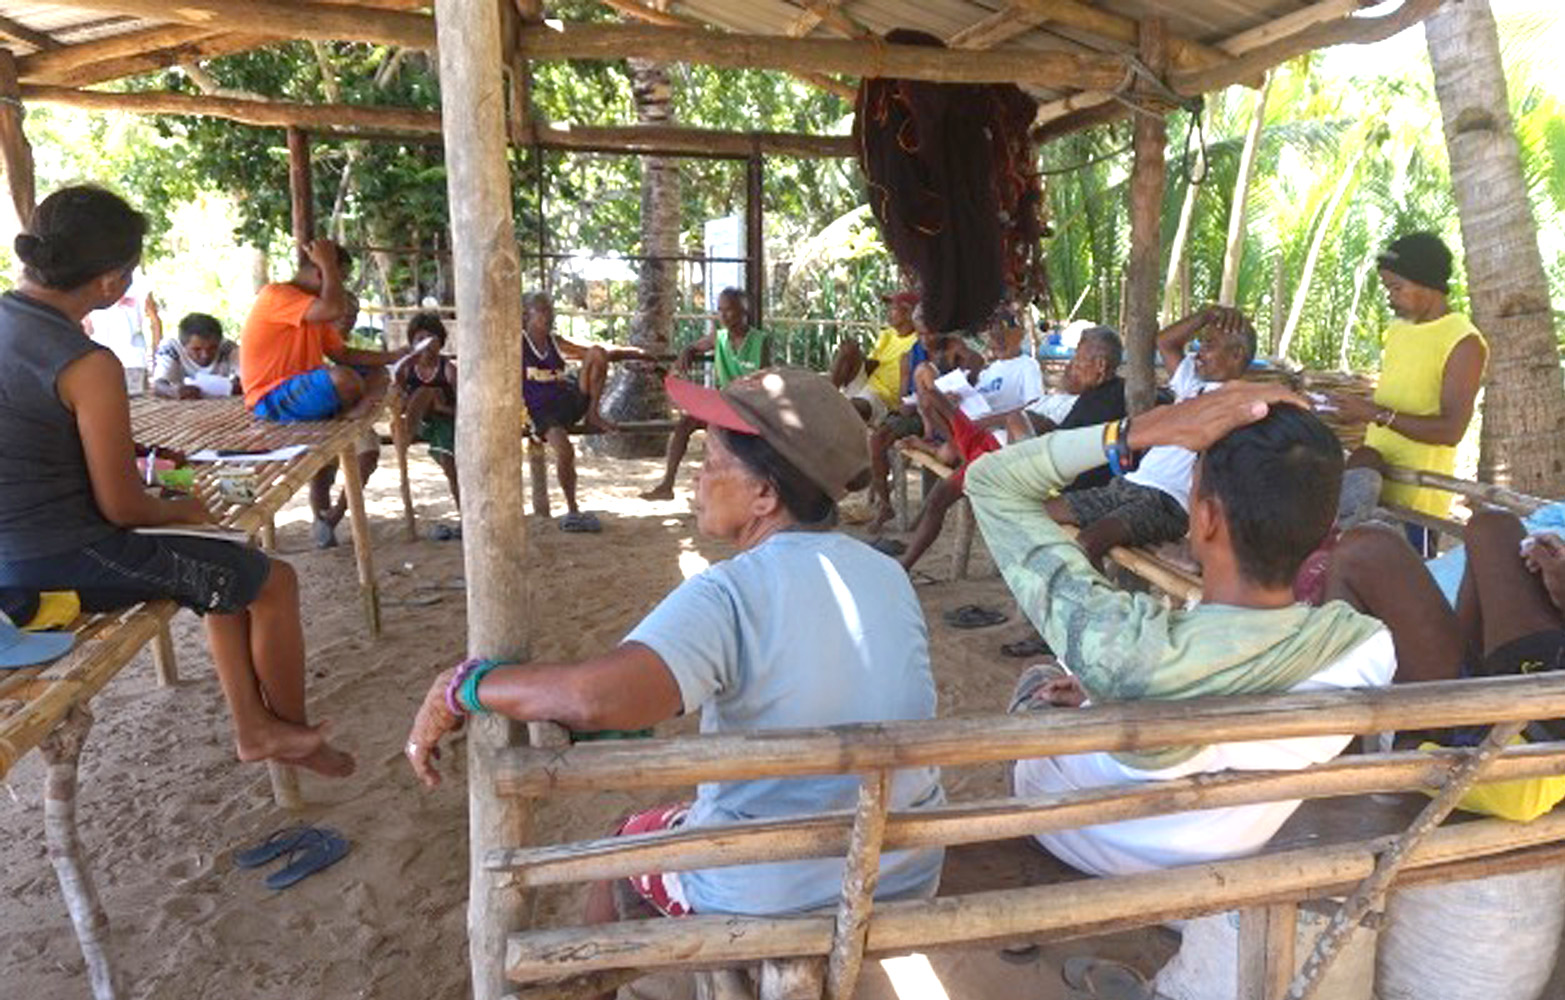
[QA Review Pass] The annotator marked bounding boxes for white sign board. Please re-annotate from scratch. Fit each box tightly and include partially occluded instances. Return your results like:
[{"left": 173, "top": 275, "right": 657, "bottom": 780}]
[{"left": 703, "top": 214, "right": 745, "bottom": 310}]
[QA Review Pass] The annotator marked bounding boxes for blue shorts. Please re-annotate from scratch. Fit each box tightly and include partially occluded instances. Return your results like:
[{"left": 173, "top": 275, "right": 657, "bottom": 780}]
[{"left": 255, "top": 368, "right": 341, "bottom": 423}]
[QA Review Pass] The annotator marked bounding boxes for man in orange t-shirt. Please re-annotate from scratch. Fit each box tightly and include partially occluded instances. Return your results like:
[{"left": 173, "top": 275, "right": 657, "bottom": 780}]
[{"left": 241, "top": 238, "right": 404, "bottom": 546}]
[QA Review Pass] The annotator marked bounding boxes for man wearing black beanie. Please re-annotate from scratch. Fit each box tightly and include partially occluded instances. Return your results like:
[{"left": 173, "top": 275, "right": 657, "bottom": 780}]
[{"left": 1329, "top": 231, "right": 1487, "bottom": 556}]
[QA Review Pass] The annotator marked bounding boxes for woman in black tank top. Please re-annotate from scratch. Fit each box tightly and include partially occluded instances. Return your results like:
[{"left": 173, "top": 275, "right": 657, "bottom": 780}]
[{"left": 0, "top": 186, "right": 354, "bottom": 780}]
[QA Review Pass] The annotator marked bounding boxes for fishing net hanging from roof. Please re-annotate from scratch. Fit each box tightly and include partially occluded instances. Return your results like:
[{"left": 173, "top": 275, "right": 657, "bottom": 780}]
[{"left": 854, "top": 29, "right": 1047, "bottom": 334}]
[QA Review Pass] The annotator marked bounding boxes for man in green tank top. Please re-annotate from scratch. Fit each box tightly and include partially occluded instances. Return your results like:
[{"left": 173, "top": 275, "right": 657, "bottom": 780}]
[{"left": 641, "top": 288, "right": 772, "bottom": 501}]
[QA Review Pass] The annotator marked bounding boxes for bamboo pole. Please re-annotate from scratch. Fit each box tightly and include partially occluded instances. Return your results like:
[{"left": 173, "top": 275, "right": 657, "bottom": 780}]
[
  {"left": 433, "top": 0, "right": 533, "bottom": 997},
  {"left": 1287, "top": 719, "right": 1528, "bottom": 999},
  {"left": 1383, "top": 465, "right": 1547, "bottom": 515},
  {"left": 151, "top": 622, "right": 178, "bottom": 687},
  {"left": 40, "top": 707, "right": 123, "bottom": 1000},
  {"left": 287, "top": 126, "right": 313, "bottom": 269},
  {"left": 29, "top": 0, "right": 437, "bottom": 50},
  {"left": 504, "top": 810, "right": 1565, "bottom": 981},
  {"left": 490, "top": 742, "right": 1565, "bottom": 886},
  {"left": 824, "top": 771, "right": 890, "bottom": 1000},
  {"left": 1238, "top": 904, "right": 1297, "bottom": 1000},
  {"left": 497, "top": 673, "right": 1565, "bottom": 795},
  {"left": 337, "top": 443, "right": 382, "bottom": 635},
  {"left": 514, "top": 23, "right": 1130, "bottom": 91}
]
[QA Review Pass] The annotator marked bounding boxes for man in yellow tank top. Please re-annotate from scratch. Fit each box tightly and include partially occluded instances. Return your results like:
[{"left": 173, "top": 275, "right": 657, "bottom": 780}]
[{"left": 1332, "top": 232, "right": 1487, "bottom": 556}]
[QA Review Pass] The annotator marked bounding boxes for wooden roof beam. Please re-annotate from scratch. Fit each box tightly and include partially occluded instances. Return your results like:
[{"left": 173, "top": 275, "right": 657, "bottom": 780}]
[
  {"left": 35, "top": 0, "right": 436, "bottom": 49},
  {"left": 29, "top": 33, "right": 272, "bottom": 88},
  {"left": 1172, "top": 0, "right": 1438, "bottom": 95},
  {"left": 1217, "top": 0, "right": 1382, "bottom": 56},
  {"left": 0, "top": 14, "right": 62, "bottom": 52},
  {"left": 789, "top": 0, "right": 871, "bottom": 41},
  {"left": 1008, "top": 0, "right": 1229, "bottom": 72},
  {"left": 597, "top": 0, "right": 856, "bottom": 100},
  {"left": 948, "top": 8, "right": 1044, "bottom": 50},
  {"left": 18, "top": 26, "right": 219, "bottom": 82},
  {"left": 516, "top": 22, "right": 1130, "bottom": 90},
  {"left": 18, "top": 84, "right": 857, "bottom": 158}
]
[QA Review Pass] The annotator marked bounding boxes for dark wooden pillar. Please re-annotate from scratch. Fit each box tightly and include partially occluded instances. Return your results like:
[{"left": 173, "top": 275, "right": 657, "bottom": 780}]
[
  {"left": 286, "top": 125, "right": 312, "bottom": 268},
  {"left": 0, "top": 51, "right": 36, "bottom": 230},
  {"left": 746, "top": 149, "right": 765, "bottom": 331},
  {"left": 1123, "top": 18, "right": 1168, "bottom": 415},
  {"left": 433, "top": 1, "right": 544, "bottom": 999}
]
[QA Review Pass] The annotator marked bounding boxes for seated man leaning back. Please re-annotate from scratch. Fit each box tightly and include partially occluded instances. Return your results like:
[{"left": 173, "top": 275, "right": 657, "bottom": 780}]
[
  {"left": 963, "top": 383, "right": 1394, "bottom": 876},
  {"left": 406, "top": 368, "right": 944, "bottom": 916}
]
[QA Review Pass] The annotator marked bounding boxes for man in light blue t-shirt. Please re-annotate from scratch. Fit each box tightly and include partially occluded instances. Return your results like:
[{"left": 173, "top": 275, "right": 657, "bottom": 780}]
[{"left": 406, "top": 369, "right": 944, "bottom": 918}]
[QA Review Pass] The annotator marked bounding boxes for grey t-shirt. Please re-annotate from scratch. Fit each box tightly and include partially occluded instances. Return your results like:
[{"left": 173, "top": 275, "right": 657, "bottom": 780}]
[
  {"left": 625, "top": 530, "right": 944, "bottom": 915},
  {"left": 0, "top": 292, "right": 118, "bottom": 561}
]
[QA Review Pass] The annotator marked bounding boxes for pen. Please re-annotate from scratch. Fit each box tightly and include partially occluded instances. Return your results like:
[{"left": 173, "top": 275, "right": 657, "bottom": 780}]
[{"left": 145, "top": 446, "right": 157, "bottom": 486}]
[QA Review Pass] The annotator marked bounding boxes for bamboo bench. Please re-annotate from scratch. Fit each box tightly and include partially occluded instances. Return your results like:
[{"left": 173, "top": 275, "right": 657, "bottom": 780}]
[{"left": 483, "top": 673, "right": 1565, "bottom": 1000}]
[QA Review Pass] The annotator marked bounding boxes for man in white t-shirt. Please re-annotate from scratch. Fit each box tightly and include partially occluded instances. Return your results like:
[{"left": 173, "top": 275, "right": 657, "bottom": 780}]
[
  {"left": 961, "top": 385, "right": 1394, "bottom": 877},
  {"left": 1042, "top": 305, "right": 1255, "bottom": 568}
]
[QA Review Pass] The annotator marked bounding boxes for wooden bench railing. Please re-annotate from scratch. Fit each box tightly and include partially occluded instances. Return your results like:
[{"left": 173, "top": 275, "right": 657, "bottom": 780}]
[{"left": 484, "top": 672, "right": 1565, "bottom": 1000}]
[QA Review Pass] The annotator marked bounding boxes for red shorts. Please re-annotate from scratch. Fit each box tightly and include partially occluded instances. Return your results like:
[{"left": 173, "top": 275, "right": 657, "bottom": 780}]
[
  {"left": 617, "top": 802, "right": 693, "bottom": 917},
  {"left": 948, "top": 409, "right": 1003, "bottom": 492}
]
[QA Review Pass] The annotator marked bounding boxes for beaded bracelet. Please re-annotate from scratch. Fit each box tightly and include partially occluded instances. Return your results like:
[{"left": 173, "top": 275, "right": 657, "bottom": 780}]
[{"left": 445, "top": 658, "right": 483, "bottom": 717}]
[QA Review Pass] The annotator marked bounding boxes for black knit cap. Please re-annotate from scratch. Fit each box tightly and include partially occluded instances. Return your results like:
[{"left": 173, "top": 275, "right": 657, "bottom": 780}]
[{"left": 1377, "top": 232, "right": 1452, "bottom": 294}]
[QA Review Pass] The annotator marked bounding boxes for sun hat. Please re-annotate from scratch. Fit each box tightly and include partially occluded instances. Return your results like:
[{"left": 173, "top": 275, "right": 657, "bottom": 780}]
[
  {"left": 1377, "top": 232, "right": 1453, "bottom": 294},
  {"left": 0, "top": 610, "right": 74, "bottom": 670},
  {"left": 665, "top": 369, "right": 870, "bottom": 499}
]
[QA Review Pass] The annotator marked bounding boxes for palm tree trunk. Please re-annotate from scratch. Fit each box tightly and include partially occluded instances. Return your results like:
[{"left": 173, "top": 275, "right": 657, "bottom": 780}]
[
  {"left": 1276, "top": 146, "right": 1364, "bottom": 361},
  {"left": 1339, "top": 254, "right": 1373, "bottom": 370},
  {"left": 1425, "top": 0, "right": 1565, "bottom": 494},
  {"left": 1219, "top": 72, "right": 1272, "bottom": 307},
  {"left": 597, "top": 57, "right": 681, "bottom": 457}
]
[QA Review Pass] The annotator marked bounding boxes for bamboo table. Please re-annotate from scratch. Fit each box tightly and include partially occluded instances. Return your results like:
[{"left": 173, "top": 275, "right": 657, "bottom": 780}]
[{"left": 130, "top": 392, "right": 387, "bottom": 634}]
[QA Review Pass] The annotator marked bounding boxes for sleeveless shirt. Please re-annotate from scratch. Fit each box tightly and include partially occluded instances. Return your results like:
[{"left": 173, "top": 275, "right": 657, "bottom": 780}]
[{"left": 0, "top": 292, "right": 119, "bottom": 560}]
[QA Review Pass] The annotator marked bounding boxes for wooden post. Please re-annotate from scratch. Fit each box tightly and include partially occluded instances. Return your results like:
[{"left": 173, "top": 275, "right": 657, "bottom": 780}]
[
  {"left": 392, "top": 400, "right": 419, "bottom": 541},
  {"left": 745, "top": 150, "right": 765, "bottom": 331},
  {"left": 824, "top": 770, "right": 891, "bottom": 1000},
  {"left": 39, "top": 707, "right": 123, "bottom": 1000},
  {"left": 286, "top": 125, "right": 312, "bottom": 268},
  {"left": 1238, "top": 903, "right": 1297, "bottom": 1000},
  {"left": 527, "top": 437, "right": 550, "bottom": 518},
  {"left": 267, "top": 761, "right": 303, "bottom": 810},
  {"left": 258, "top": 515, "right": 277, "bottom": 552},
  {"left": 337, "top": 445, "right": 382, "bottom": 636},
  {"left": 433, "top": 1, "right": 534, "bottom": 998},
  {"left": 1122, "top": 18, "right": 1168, "bottom": 415},
  {"left": 151, "top": 622, "right": 178, "bottom": 687},
  {"left": 761, "top": 959, "right": 826, "bottom": 1000},
  {"left": 0, "top": 50, "right": 36, "bottom": 230},
  {"left": 952, "top": 499, "right": 976, "bottom": 581}
]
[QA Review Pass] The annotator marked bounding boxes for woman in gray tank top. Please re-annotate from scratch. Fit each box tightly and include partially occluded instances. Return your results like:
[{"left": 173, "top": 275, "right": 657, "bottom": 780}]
[{"left": 0, "top": 186, "right": 353, "bottom": 780}]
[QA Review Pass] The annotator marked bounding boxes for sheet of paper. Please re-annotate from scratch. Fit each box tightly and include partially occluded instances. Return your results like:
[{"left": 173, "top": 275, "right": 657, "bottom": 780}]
[
  {"left": 933, "top": 369, "right": 991, "bottom": 419},
  {"left": 186, "top": 372, "right": 235, "bottom": 398},
  {"left": 189, "top": 444, "right": 309, "bottom": 464}
]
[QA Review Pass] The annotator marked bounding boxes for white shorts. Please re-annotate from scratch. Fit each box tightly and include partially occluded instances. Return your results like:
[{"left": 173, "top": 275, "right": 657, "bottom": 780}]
[{"left": 845, "top": 371, "right": 889, "bottom": 422}]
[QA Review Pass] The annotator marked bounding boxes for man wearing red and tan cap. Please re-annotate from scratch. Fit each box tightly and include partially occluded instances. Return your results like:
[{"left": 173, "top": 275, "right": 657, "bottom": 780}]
[{"left": 830, "top": 290, "right": 920, "bottom": 423}]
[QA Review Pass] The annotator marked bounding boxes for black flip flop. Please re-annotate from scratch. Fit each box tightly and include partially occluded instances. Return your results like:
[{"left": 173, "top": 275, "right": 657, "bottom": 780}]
[
  {"left": 943, "top": 604, "right": 1008, "bottom": 629},
  {"left": 1001, "top": 635, "right": 1053, "bottom": 658},
  {"left": 870, "top": 537, "right": 907, "bottom": 557}
]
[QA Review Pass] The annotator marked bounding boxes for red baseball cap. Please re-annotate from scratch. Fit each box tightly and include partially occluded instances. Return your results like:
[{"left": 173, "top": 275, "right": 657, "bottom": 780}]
[
  {"left": 880, "top": 291, "right": 920, "bottom": 308},
  {"left": 665, "top": 369, "right": 870, "bottom": 499}
]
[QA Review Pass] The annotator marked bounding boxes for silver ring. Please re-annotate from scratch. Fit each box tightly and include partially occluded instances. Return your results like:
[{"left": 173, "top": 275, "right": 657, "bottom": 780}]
[{"left": 405, "top": 741, "right": 422, "bottom": 757}]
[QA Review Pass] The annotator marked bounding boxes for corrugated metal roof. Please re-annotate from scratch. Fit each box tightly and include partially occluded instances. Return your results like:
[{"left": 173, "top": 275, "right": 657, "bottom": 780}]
[{"left": 0, "top": 5, "right": 152, "bottom": 53}]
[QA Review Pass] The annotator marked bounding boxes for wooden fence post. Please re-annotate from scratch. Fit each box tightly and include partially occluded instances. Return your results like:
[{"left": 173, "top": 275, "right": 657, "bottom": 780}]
[
  {"left": 434, "top": 0, "right": 533, "bottom": 998},
  {"left": 0, "top": 51, "right": 36, "bottom": 230},
  {"left": 1123, "top": 18, "right": 1168, "bottom": 415}
]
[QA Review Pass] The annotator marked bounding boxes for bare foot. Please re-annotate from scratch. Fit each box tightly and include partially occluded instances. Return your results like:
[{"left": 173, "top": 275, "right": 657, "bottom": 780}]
[
  {"left": 640, "top": 484, "right": 676, "bottom": 501},
  {"left": 235, "top": 718, "right": 327, "bottom": 765},
  {"left": 285, "top": 742, "right": 358, "bottom": 778}
]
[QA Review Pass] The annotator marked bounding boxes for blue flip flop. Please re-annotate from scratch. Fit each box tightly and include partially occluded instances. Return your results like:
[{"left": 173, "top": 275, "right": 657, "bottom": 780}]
[
  {"left": 264, "top": 828, "right": 350, "bottom": 891},
  {"left": 234, "top": 825, "right": 318, "bottom": 869}
]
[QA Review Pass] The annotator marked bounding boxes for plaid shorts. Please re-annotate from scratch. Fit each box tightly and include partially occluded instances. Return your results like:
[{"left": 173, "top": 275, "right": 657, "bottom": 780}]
[{"left": 1063, "top": 476, "right": 1188, "bottom": 548}]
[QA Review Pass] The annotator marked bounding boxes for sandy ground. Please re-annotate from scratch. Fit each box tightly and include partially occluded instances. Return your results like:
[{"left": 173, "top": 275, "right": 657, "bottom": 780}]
[{"left": 16, "top": 433, "right": 1532, "bottom": 999}]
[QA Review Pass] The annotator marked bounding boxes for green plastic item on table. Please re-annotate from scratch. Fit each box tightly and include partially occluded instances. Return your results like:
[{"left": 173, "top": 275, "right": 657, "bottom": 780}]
[
  {"left": 157, "top": 468, "right": 196, "bottom": 491},
  {"left": 570, "top": 728, "right": 654, "bottom": 743}
]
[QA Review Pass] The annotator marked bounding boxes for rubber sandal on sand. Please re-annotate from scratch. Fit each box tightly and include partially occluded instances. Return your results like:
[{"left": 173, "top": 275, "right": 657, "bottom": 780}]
[
  {"left": 263, "top": 828, "right": 350, "bottom": 891},
  {"left": 235, "top": 826, "right": 316, "bottom": 870},
  {"left": 1001, "top": 635, "right": 1053, "bottom": 658},
  {"left": 943, "top": 604, "right": 1008, "bottom": 629},
  {"left": 870, "top": 537, "right": 907, "bottom": 557},
  {"left": 560, "top": 512, "right": 603, "bottom": 534},
  {"left": 1061, "top": 956, "right": 1154, "bottom": 1000},
  {"left": 311, "top": 519, "right": 338, "bottom": 550}
]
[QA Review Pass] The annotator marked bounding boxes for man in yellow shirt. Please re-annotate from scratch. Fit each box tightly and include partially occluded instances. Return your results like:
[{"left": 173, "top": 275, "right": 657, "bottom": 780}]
[
  {"left": 1331, "top": 232, "right": 1487, "bottom": 556},
  {"left": 830, "top": 290, "right": 919, "bottom": 422}
]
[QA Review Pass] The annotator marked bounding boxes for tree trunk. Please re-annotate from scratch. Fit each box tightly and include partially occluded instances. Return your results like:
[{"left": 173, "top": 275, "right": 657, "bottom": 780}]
[
  {"left": 595, "top": 57, "right": 680, "bottom": 458},
  {"left": 1425, "top": 0, "right": 1565, "bottom": 495},
  {"left": 1219, "top": 71, "right": 1272, "bottom": 307},
  {"left": 1339, "top": 254, "right": 1372, "bottom": 370}
]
